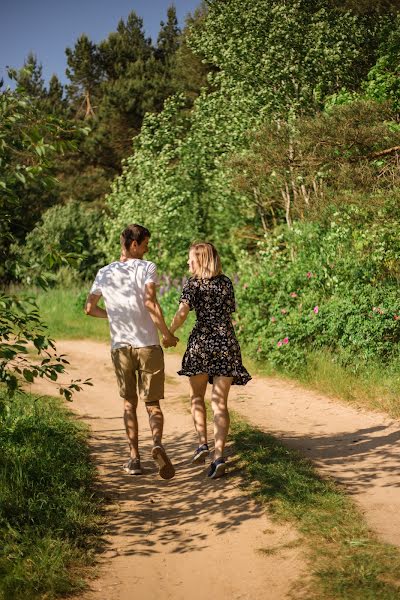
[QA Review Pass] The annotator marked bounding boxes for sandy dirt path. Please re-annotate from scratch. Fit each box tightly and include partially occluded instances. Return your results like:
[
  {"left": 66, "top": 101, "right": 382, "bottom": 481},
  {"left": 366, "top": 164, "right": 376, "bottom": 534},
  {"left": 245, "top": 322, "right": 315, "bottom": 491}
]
[
  {"left": 225, "top": 364, "right": 400, "bottom": 548},
  {"left": 32, "top": 340, "right": 306, "bottom": 600}
]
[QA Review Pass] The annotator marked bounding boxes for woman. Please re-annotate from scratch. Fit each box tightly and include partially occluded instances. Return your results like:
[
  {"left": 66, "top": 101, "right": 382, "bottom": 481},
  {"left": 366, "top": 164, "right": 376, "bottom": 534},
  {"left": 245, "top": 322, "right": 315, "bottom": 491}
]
[{"left": 169, "top": 242, "right": 251, "bottom": 479}]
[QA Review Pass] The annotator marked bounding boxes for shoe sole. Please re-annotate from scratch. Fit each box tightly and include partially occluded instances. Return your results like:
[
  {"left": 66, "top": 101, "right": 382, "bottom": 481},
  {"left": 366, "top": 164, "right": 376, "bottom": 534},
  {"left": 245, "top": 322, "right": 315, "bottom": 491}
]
[
  {"left": 191, "top": 449, "right": 209, "bottom": 465},
  {"left": 151, "top": 446, "right": 175, "bottom": 480},
  {"left": 209, "top": 462, "right": 226, "bottom": 479},
  {"left": 123, "top": 466, "right": 143, "bottom": 475}
]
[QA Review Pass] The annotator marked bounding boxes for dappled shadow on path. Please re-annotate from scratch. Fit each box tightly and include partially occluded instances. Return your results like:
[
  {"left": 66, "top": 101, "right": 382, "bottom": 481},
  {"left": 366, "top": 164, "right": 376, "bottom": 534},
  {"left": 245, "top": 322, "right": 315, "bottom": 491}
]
[
  {"left": 275, "top": 424, "right": 400, "bottom": 494},
  {"left": 87, "top": 419, "right": 257, "bottom": 558}
]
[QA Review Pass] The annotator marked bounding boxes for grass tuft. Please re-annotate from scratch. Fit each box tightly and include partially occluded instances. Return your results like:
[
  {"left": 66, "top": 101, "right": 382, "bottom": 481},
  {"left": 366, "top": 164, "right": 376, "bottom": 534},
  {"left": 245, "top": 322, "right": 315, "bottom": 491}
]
[{"left": 0, "top": 390, "right": 104, "bottom": 600}]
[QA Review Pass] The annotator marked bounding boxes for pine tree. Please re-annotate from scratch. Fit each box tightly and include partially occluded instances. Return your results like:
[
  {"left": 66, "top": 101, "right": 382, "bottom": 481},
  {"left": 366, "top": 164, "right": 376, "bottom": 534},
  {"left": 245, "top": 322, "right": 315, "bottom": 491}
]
[
  {"left": 15, "top": 53, "right": 46, "bottom": 98},
  {"left": 46, "top": 74, "right": 65, "bottom": 114},
  {"left": 66, "top": 35, "right": 101, "bottom": 118},
  {"left": 98, "top": 11, "right": 152, "bottom": 80},
  {"left": 156, "top": 5, "right": 180, "bottom": 64}
]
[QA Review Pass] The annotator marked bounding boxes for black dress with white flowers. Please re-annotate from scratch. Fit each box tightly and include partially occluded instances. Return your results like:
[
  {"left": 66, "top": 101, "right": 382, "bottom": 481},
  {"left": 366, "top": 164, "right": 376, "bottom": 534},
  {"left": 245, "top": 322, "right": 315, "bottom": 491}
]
[{"left": 178, "top": 274, "right": 251, "bottom": 385}]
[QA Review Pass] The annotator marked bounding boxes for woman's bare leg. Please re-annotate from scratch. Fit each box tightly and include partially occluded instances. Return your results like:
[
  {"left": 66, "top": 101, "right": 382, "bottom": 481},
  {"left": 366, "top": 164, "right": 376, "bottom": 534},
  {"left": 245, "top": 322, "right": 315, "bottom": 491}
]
[
  {"left": 189, "top": 374, "right": 209, "bottom": 445},
  {"left": 211, "top": 376, "right": 233, "bottom": 460}
]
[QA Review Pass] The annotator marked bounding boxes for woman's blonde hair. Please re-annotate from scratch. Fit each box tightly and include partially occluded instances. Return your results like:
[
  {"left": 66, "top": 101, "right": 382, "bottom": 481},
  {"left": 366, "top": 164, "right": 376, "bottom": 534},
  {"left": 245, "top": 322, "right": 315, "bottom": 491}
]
[{"left": 190, "top": 242, "right": 222, "bottom": 279}]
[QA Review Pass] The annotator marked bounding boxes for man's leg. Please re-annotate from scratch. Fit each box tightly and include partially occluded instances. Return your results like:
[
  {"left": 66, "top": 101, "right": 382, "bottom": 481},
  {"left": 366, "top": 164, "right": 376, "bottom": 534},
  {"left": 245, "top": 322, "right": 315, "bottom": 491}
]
[
  {"left": 189, "top": 373, "right": 209, "bottom": 446},
  {"left": 211, "top": 376, "right": 233, "bottom": 460},
  {"left": 124, "top": 397, "right": 140, "bottom": 459},
  {"left": 111, "top": 347, "right": 140, "bottom": 466},
  {"left": 138, "top": 346, "right": 175, "bottom": 479},
  {"left": 147, "top": 400, "right": 175, "bottom": 479},
  {"left": 145, "top": 400, "right": 164, "bottom": 446}
]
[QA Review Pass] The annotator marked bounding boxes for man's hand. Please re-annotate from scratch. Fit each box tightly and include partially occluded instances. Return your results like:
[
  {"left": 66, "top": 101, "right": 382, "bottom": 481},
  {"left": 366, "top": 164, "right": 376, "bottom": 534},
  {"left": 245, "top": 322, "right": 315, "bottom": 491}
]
[{"left": 162, "top": 332, "right": 179, "bottom": 348}]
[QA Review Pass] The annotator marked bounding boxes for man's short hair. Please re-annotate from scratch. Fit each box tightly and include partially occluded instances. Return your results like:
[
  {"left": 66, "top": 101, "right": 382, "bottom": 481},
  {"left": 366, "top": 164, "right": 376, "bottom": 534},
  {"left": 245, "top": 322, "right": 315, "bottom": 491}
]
[{"left": 121, "top": 224, "right": 151, "bottom": 251}]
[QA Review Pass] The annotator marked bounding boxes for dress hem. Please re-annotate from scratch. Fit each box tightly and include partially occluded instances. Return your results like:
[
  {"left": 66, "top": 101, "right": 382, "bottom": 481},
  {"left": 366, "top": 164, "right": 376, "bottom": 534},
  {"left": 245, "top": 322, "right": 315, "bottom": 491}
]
[{"left": 177, "top": 369, "right": 251, "bottom": 386}]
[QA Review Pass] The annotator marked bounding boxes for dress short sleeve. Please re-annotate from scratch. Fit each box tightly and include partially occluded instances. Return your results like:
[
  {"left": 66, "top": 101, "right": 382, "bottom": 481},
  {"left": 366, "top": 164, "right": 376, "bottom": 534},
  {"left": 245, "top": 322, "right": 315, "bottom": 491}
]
[
  {"left": 226, "top": 278, "right": 236, "bottom": 313},
  {"left": 180, "top": 278, "right": 196, "bottom": 310}
]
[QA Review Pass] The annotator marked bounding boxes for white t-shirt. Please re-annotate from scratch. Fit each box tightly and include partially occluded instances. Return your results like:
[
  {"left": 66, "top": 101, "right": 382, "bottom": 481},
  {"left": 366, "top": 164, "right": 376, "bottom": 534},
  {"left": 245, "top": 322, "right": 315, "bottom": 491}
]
[{"left": 89, "top": 259, "right": 160, "bottom": 350}]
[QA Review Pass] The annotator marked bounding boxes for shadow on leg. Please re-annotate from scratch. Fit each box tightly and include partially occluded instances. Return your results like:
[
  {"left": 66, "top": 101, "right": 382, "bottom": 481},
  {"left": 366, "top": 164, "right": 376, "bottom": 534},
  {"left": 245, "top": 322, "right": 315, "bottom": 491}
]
[
  {"left": 211, "top": 376, "right": 232, "bottom": 461},
  {"left": 189, "top": 373, "right": 209, "bottom": 446},
  {"left": 124, "top": 397, "right": 139, "bottom": 460},
  {"left": 146, "top": 401, "right": 164, "bottom": 446}
]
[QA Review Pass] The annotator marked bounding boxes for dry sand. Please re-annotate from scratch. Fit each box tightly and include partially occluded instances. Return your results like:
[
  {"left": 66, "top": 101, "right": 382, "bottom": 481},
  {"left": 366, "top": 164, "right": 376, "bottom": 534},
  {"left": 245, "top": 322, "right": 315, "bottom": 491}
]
[
  {"left": 32, "top": 340, "right": 306, "bottom": 600},
  {"left": 33, "top": 338, "right": 400, "bottom": 598}
]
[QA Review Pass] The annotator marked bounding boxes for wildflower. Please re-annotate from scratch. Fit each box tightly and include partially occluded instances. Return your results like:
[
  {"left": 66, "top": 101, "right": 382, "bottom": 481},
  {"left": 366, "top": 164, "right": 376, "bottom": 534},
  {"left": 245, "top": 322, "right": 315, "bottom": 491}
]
[
  {"left": 394, "top": 315, "right": 400, "bottom": 321},
  {"left": 243, "top": 283, "right": 249, "bottom": 289},
  {"left": 281, "top": 308, "right": 287, "bottom": 315},
  {"left": 271, "top": 317, "right": 276, "bottom": 323},
  {"left": 277, "top": 340, "right": 283, "bottom": 347},
  {"left": 232, "top": 320, "right": 237, "bottom": 326},
  {"left": 313, "top": 306, "right": 319, "bottom": 314},
  {"left": 306, "top": 272, "right": 312, "bottom": 279},
  {"left": 290, "top": 292, "right": 298, "bottom": 298},
  {"left": 283, "top": 337, "right": 289, "bottom": 344}
]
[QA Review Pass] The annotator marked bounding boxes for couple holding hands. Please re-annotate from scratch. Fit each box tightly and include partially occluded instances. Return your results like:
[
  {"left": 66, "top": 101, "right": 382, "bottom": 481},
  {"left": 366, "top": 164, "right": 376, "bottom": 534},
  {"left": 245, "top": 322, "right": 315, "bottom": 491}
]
[{"left": 85, "top": 224, "right": 250, "bottom": 480}]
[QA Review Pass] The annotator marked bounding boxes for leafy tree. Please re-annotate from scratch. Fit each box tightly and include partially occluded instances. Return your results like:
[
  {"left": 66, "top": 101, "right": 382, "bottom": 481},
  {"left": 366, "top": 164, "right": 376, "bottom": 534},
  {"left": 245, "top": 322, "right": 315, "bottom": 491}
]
[
  {"left": 172, "top": 3, "right": 215, "bottom": 103},
  {"left": 231, "top": 100, "right": 400, "bottom": 231},
  {"left": 0, "top": 75, "right": 85, "bottom": 280},
  {"left": 0, "top": 82, "right": 91, "bottom": 401},
  {"left": 15, "top": 201, "right": 107, "bottom": 282},
  {"left": 189, "top": 0, "right": 390, "bottom": 117},
  {"left": 363, "top": 14, "right": 400, "bottom": 109},
  {"left": 331, "top": 0, "right": 400, "bottom": 14}
]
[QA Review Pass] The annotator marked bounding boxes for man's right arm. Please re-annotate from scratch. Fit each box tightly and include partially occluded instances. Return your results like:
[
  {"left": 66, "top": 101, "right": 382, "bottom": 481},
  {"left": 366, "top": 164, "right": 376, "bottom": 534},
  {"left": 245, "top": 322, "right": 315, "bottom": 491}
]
[{"left": 85, "top": 293, "right": 108, "bottom": 318}]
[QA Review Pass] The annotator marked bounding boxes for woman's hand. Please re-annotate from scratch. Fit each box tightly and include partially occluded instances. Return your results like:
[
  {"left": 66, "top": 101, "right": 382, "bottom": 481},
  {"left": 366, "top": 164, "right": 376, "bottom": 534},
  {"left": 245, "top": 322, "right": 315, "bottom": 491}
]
[{"left": 162, "top": 331, "right": 179, "bottom": 348}]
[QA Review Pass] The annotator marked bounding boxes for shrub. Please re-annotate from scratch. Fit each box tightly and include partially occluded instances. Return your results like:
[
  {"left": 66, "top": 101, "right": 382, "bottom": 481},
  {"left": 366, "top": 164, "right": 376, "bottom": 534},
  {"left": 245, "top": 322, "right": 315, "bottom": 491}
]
[
  {"left": 235, "top": 201, "right": 400, "bottom": 373},
  {"left": 14, "top": 201, "right": 107, "bottom": 284}
]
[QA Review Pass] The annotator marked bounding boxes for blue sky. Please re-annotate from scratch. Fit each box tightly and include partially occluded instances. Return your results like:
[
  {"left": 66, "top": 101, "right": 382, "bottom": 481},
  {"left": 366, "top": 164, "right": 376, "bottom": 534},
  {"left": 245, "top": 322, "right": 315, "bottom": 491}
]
[{"left": 0, "top": 0, "right": 201, "bottom": 86}]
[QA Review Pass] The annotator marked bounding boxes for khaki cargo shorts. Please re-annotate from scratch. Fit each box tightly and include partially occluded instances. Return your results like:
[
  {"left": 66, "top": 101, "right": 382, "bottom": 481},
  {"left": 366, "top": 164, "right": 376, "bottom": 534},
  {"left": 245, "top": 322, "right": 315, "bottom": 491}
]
[{"left": 111, "top": 345, "right": 164, "bottom": 403}]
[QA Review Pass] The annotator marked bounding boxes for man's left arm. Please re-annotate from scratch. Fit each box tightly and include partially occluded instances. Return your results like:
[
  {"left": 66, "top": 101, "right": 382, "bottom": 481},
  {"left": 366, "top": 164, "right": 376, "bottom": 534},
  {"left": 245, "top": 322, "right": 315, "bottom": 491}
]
[
  {"left": 144, "top": 283, "right": 178, "bottom": 347},
  {"left": 85, "top": 293, "right": 108, "bottom": 318}
]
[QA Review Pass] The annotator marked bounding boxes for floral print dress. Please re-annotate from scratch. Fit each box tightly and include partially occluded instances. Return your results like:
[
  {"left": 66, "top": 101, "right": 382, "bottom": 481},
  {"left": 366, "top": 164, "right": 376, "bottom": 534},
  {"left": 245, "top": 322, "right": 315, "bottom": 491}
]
[{"left": 178, "top": 274, "right": 251, "bottom": 385}]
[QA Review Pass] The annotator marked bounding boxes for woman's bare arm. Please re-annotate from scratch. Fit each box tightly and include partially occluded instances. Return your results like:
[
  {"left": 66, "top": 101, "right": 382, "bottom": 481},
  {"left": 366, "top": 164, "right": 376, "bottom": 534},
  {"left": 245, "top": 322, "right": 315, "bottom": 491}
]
[{"left": 170, "top": 302, "right": 190, "bottom": 334}]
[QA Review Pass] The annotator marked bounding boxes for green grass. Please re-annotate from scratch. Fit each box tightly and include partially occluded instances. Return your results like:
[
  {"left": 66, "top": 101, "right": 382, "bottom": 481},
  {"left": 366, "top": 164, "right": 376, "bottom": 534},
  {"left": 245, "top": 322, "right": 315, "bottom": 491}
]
[
  {"left": 0, "top": 390, "right": 104, "bottom": 600},
  {"left": 230, "top": 414, "right": 400, "bottom": 599},
  {"left": 33, "top": 287, "right": 109, "bottom": 341},
  {"left": 243, "top": 348, "right": 400, "bottom": 418},
  {"left": 298, "top": 351, "right": 400, "bottom": 418},
  {"left": 31, "top": 285, "right": 194, "bottom": 351}
]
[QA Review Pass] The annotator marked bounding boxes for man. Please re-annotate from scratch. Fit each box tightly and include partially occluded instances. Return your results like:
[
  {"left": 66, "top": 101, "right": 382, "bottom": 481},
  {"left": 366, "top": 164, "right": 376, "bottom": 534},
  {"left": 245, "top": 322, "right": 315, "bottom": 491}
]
[{"left": 85, "top": 224, "right": 178, "bottom": 479}]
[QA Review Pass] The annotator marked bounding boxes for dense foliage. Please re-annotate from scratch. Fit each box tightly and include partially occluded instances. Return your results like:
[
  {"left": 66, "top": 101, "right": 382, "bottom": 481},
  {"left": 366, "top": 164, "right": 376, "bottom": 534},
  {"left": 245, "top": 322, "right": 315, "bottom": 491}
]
[
  {"left": 0, "top": 82, "right": 91, "bottom": 400},
  {"left": 104, "top": 0, "right": 400, "bottom": 376},
  {"left": 4, "top": 0, "right": 400, "bottom": 380}
]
